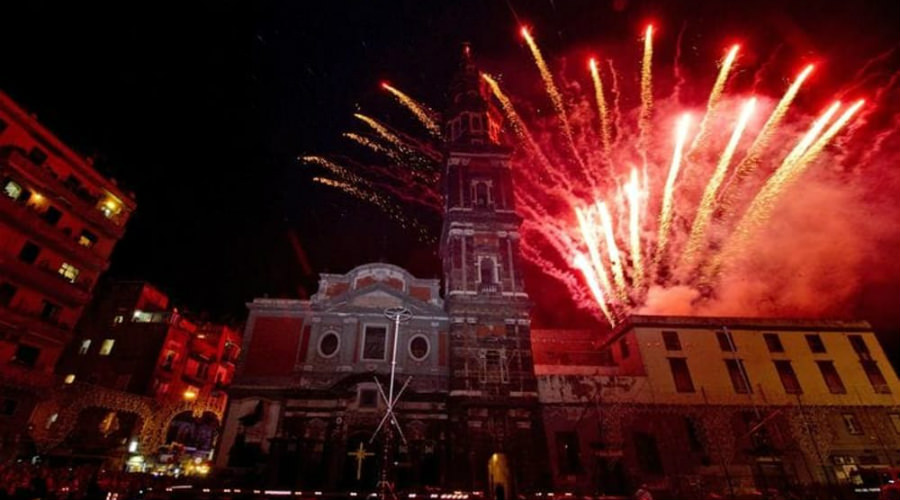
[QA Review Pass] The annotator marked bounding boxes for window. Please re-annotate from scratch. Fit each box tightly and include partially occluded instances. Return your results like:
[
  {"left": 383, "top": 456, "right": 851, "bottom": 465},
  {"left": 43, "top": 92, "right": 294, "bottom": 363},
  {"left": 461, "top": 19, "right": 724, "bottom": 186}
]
[
  {"left": 662, "top": 330, "right": 681, "bottom": 351},
  {"left": 480, "top": 349, "right": 509, "bottom": 384},
  {"left": 890, "top": 413, "right": 900, "bottom": 435},
  {"left": 112, "top": 315, "right": 124, "bottom": 325},
  {"left": 633, "top": 431, "right": 664, "bottom": 475},
  {"left": 716, "top": 330, "right": 736, "bottom": 351},
  {"left": 0, "top": 282, "right": 17, "bottom": 306},
  {"left": 848, "top": 335, "right": 870, "bottom": 356},
  {"left": 409, "top": 335, "right": 429, "bottom": 361},
  {"left": 78, "top": 230, "right": 98, "bottom": 248},
  {"left": 362, "top": 325, "right": 387, "bottom": 360},
  {"left": 805, "top": 334, "right": 826, "bottom": 353},
  {"left": 28, "top": 147, "right": 48, "bottom": 165},
  {"left": 12, "top": 344, "right": 40, "bottom": 367},
  {"left": 40, "top": 301, "right": 60, "bottom": 321},
  {"left": 42, "top": 206, "right": 62, "bottom": 225},
  {"left": 668, "top": 358, "right": 695, "bottom": 393},
  {"left": 358, "top": 388, "right": 378, "bottom": 408},
  {"left": 685, "top": 417, "right": 705, "bottom": 453},
  {"left": 155, "top": 381, "right": 170, "bottom": 396},
  {"left": 763, "top": 333, "right": 784, "bottom": 353},
  {"left": 725, "top": 359, "right": 752, "bottom": 394},
  {"left": 842, "top": 413, "right": 863, "bottom": 435},
  {"left": 0, "top": 118, "right": 7, "bottom": 134},
  {"left": 817, "top": 361, "right": 846, "bottom": 394},
  {"left": 1, "top": 399, "right": 17, "bottom": 416},
  {"left": 99, "top": 339, "right": 115, "bottom": 356},
  {"left": 45, "top": 413, "right": 58, "bottom": 429},
  {"left": 78, "top": 339, "right": 91, "bottom": 355},
  {"left": 862, "top": 360, "right": 891, "bottom": 394},
  {"left": 58, "top": 263, "right": 80, "bottom": 283},
  {"left": 555, "top": 432, "right": 582, "bottom": 474},
  {"left": 774, "top": 360, "right": 803, "bottom": 394},
  {"left": 619, "top": 338, "right": 630, "bottom": 359},
  {"left": 318, "top": 332, "right": 340, "bottom": 358},
  {"left": 471, "top": 114, "right": 483, "bottom": 132},
  {"left": 478, "top": 257, "right": 496, "bottom": 285},
  {"left": 18, "top": 241, "right": 41, "bottom": 264},
  {"left": 64, "top": 374, "right": 75, "bottom": 384},
  {"left": 162, "top": 351, "right": 176, "bottom": 370},
  {"left": 3, "top": 179, "right": 22, "bottom": 200}
]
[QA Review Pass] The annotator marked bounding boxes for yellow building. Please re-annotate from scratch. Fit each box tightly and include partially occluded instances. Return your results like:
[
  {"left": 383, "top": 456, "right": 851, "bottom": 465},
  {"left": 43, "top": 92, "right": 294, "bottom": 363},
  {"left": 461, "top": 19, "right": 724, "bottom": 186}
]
[{"left": 534, "top": 315, "right": 900, "bottom": 498}]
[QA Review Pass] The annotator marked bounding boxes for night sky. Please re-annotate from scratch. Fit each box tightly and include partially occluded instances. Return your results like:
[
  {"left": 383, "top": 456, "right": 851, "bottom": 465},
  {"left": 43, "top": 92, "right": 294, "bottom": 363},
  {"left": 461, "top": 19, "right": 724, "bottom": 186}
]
[{"left": 2, "top": 1, "right": 898, "bottom": 360}]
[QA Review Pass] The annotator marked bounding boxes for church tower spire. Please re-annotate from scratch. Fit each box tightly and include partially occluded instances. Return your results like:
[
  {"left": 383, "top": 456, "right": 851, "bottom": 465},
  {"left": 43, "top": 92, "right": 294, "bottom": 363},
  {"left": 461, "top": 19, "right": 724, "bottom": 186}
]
[
  {"left": 440, "top": 44, "right": 547, "bottom": 494},
  {"left": 445, "top": 43, "right": 503, "bottom": 146}
]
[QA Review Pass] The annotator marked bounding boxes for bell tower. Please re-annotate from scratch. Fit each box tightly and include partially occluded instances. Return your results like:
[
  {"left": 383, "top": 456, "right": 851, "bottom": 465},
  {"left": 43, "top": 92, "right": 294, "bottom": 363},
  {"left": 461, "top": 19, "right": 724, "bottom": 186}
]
[{"left": 440, "top": 44, "right": 547, "bottom": 493}]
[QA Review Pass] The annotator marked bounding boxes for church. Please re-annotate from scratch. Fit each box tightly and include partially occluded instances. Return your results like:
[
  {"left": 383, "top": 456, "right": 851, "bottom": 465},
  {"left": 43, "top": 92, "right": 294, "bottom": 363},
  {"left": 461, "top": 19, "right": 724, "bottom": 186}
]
[{"left": 216, "top": 47, "right": 900, "bottom": 498}]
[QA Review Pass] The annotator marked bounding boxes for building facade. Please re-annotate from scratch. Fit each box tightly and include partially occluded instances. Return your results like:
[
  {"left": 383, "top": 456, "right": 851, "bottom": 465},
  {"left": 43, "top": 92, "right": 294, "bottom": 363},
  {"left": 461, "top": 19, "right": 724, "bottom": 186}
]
[
  {"left": 31, "top": 281, "right": 241, "bottom": 468},
  {"left": 0, "top": 91, "right": 135, "bottom": 453},
  {"left": 535, "top": 316, "right": 900, "bottom": 498}
]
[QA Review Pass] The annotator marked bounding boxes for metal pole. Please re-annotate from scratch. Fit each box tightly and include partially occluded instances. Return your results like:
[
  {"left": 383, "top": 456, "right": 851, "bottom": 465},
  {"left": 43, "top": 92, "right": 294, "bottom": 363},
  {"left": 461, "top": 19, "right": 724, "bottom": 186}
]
[{"left": 379, "top": 307, "right": 411, "bottom": 500}]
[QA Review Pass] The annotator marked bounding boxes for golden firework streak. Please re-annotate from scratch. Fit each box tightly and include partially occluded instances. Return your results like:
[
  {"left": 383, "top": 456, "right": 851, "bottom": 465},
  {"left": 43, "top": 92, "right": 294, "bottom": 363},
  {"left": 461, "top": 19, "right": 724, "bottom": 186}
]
[
  {"left": 521, "top": 27, "right": 586, "bottom": 168},
  {"left": 589, "top": 58, "right": 613, "bottom": 158},
  {"left": 573, "top": 252, "right": 616, "bottom": 326},
  {"left": 639, "top": 25, "right": 654, "bottom": 164},
  {"left": 626, "top": 168, "right": 643, "bottom": 289},
  {"left": 690, "top": 45, "right": 740, "bottom": 153},
  {"left": 381, "top": 83, "right": 442, "bottom": 138},
  {"left": 655, "top": 114, "right": 691, "bottom": 269},
  {"left": 682, "top": 98, "right": 756, "bottom": 272}
]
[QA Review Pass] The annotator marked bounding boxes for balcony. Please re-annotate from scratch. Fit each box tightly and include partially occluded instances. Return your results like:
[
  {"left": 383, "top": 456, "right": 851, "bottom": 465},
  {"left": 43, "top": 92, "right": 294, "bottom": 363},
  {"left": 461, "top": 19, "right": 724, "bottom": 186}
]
[
  {"left": 0, "top": 254, "right": 91, "bottom": 307},
  {"left": 0, "top": 148, "right": 127, "bottom": 239},
  {"left": 0, "top": 194, "right": 108, "bottom": 272},
  {"left": 0, "top": 302, "right": 73, "bottom": 344}
]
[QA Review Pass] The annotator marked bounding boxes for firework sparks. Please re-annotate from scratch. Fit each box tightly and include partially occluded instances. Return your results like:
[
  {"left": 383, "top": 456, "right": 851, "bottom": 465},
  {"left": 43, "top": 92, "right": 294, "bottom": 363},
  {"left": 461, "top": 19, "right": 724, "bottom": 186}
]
[
  {"left": 655, "top": 113, "right": 692, "bottom": 270},
  {"left": 682, "top": 97, "right": 756, "bottom": 273},
  {"left": 639, "top": 25, "right": 654, "bottom": 165},
  {"left": 720, "top": 64, "right": 815, "bottom": 205},
  {"left": 589, "top": 58, "right": 613, "bottom": 158},
  {"left": 381, "top": 82, "right": 442, "bottom": 138},
  {"left": 521, "top": 26, "right": 586, "bottom": 168},
  {"left": 690, "top": 44, "right": 740, "bottom": 153},
  {"left": 625, "top": 168, "right": 643, "bottom": 290}
]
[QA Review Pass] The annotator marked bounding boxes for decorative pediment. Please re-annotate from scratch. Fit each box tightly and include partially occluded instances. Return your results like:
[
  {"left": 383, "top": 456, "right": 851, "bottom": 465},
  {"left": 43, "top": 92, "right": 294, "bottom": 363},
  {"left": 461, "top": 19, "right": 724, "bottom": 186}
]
[{"left": 314, "top": 282, "right": 446, "bottom": 317}]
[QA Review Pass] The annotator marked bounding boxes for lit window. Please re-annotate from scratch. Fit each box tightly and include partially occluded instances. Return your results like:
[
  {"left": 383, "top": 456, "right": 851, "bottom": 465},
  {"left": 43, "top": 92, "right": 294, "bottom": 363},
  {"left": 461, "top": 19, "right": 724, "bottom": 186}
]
[
  {"left": 112, "top": 315, "right": 124, "bottom": 325},
  {"left": 3, "top": 179, "right": 22, "bottom": 200},
  {"left": 79, "top": 339, "right": 91, "bottom": 355},
  {"left": 78, "top": 230, "right": 98, "bottom": 248},
  {"left": 64, "top": 374, "right": 75, "bottom": 384},
  {"left": 842, "top": 413, "right": 863, "bottom": 435},
  {"left": 98, "top": 198, "right": 121, "bottom": 219},
  {"left": 99, "top": 339, "right": 115, "bottom": 356},
  {"left": 45, "top": 413, "right": 58, "bottom": 429},
  {"left": 58, "top": 263, "right": 80, "bottom": 283}
]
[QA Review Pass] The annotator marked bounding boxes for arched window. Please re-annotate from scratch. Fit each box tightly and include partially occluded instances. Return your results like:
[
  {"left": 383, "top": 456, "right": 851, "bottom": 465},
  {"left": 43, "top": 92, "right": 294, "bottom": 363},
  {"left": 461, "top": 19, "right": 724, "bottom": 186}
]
[{"left": 479, "top": 257, "right": 496, "bottom": 285}]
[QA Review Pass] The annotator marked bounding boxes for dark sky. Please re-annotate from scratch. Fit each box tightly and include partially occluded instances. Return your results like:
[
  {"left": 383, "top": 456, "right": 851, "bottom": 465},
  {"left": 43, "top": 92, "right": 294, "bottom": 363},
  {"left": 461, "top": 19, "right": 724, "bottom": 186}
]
[{"left": 2, "top": 1, "right": 898, "bottom": 352}]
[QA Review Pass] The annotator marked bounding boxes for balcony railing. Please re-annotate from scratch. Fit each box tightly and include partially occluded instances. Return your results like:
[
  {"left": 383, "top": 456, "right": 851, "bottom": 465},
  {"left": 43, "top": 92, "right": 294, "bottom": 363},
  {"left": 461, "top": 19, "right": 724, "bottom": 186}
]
[
  {"left": 0, "top": 147, "right": 127, "bottom": 239},
  {"left": 0, "top": 194, "right": 108, "bottom": 271}
]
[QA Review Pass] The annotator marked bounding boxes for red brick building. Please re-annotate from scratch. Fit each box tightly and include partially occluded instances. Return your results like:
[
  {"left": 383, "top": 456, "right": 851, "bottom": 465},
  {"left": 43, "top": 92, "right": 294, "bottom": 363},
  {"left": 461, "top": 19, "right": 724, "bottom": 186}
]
[
  {"left": 0, "top": 90, "right": 135, "bottom": 450},
  {"left": 57, "top": 281, "right": 241, "bottom": 413}
]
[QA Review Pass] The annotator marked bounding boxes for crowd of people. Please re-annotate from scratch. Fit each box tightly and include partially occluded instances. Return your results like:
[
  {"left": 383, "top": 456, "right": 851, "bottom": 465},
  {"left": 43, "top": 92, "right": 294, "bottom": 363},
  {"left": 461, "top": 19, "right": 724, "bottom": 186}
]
[{"left": 0, "top": 461, "right": 170, "bottom": 500}]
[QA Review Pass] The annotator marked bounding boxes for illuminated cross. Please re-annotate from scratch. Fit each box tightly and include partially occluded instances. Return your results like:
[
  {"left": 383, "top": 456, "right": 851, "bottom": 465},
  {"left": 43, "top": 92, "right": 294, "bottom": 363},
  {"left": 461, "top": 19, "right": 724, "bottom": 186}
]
[{"left": 348, "top": 442, "right": 375, "bottom": 481}]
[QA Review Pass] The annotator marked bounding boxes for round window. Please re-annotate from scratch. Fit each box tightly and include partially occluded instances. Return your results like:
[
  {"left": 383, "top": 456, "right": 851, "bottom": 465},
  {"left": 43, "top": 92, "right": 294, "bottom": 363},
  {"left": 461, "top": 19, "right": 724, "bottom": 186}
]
[
  {"left": 318, "top": 332, "right": 340, "bottom": 358},
  {"left": 409, "top": 335, "right": 430, "bottom": 361}
]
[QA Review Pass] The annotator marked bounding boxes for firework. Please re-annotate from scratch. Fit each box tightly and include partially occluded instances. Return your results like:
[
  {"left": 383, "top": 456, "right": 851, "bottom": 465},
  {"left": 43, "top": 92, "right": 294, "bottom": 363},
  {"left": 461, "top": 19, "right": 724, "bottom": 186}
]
[
  {"left": 689, "top": 45, "right": 740, "bottom": 154},
  {"left": 308, "top": 23, "right": 884, "bottom": 327},
  {"left": 521, "top": 26, "right": 586, "bottom": 168},
  {"left": 681, "top": 97, "right": 756, "bottom": 273},
  {"left": 655, "top": 113, "right": 692, "bottom": 270},
  {"left": 589, "top": 58, "right": 613, "bottom": 158},
  {"left": 639, "top": 25, "right": 654, "bottom": 165},
  {"left": 381, "top": 82, "right": 443, "bottom": 139}
]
